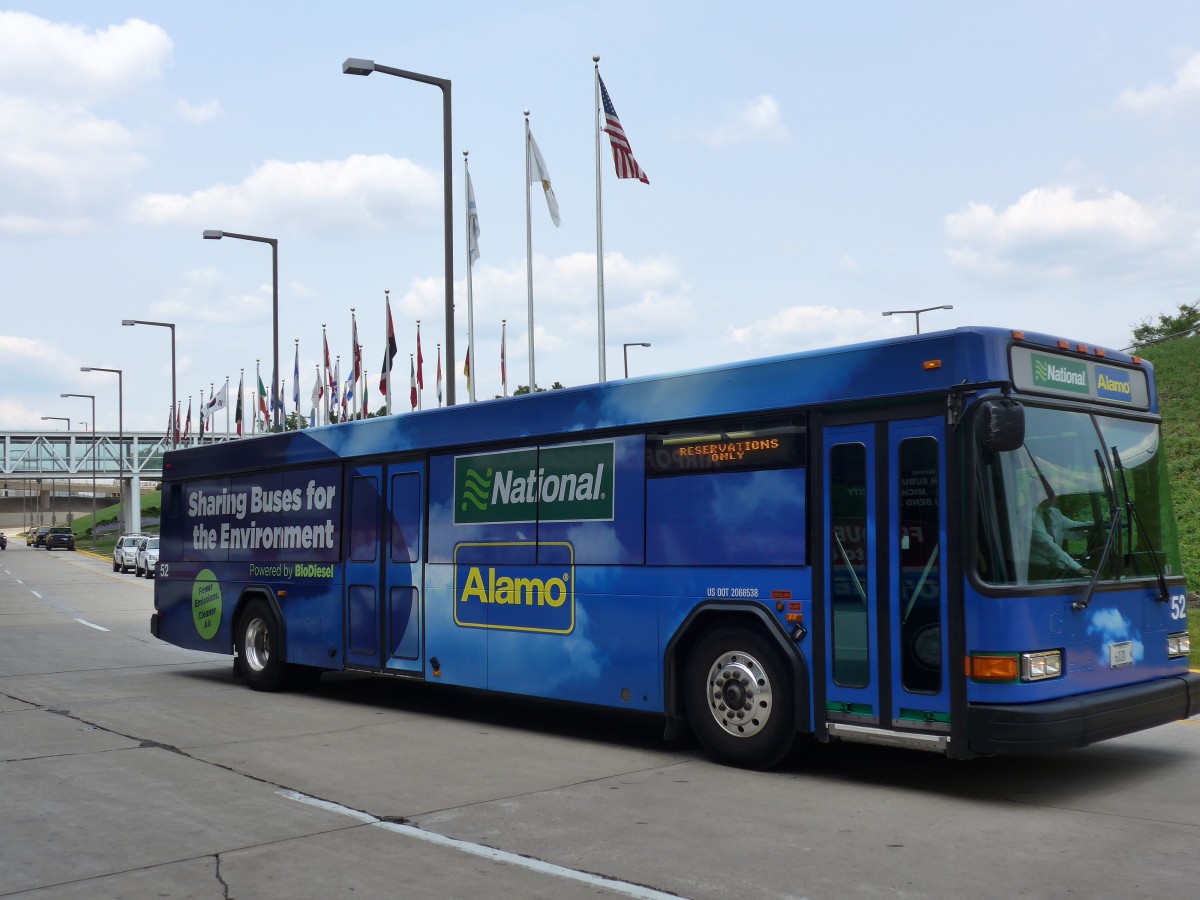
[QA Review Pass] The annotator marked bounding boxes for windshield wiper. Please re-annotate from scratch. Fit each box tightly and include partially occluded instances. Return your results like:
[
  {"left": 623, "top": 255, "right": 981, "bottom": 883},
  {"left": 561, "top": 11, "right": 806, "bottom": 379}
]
[
  {"left": 1072, "top": 504, "right": 1122, "bottom": 612},
  {"left": 1109, "top": 445, "right": 1171, "bottom": 604}
]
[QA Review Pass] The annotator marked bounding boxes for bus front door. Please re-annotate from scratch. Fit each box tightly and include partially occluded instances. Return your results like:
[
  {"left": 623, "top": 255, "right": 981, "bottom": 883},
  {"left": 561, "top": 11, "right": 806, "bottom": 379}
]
[
  {"left": 823, "top": 418, "right": 950, "bottom": 745},
  {"left": 343, "top": 462, "right": 425, "bottom": 676}
]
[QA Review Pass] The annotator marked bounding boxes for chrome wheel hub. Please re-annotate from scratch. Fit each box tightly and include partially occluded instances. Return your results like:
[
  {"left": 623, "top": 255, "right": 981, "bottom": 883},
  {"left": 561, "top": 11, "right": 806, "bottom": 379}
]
[{"left": 705, "top": 650, "right": 773, "bottom": 738}]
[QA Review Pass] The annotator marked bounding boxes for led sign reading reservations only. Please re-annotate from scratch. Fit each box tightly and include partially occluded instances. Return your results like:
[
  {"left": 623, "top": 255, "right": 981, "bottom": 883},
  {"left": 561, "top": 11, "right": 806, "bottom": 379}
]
[{"left": 646, "top": 419, "right": 806, "bottom": 475}]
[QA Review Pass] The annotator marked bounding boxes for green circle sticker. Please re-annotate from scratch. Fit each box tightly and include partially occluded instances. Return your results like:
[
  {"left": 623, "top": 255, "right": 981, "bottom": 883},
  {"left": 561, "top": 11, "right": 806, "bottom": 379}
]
[{"left": 192, "top": 569, "right": 222, "bottom": 640}]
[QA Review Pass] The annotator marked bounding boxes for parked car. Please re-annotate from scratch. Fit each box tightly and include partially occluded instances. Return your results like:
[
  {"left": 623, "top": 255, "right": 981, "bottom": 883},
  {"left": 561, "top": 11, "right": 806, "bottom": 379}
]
[
  {"left": 32, "top": 525, "right": 51, "bottom": 548},
  {"left": 135, "top": 536, "right": 160, "bottom": 578},
  {"left": 45, "top": 525, "right": 76, "bottom": 551},
  {"left": 113, "top": 534, "right": 147, "bottom": 573},
  {"left": 26, "top": 526, "right": 45, "bottom": 546}
]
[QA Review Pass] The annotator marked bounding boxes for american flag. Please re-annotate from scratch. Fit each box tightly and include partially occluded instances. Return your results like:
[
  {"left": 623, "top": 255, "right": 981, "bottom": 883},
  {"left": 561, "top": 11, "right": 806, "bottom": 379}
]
[{"left": 599, "top": 74, "right": 648, "bottom": 185}]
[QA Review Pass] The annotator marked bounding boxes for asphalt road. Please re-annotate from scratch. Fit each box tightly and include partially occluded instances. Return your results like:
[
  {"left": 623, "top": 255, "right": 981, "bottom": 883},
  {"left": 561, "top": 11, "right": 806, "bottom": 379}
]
[{"left": 3, "top": 538, "right": 1199, "bottom": 899}]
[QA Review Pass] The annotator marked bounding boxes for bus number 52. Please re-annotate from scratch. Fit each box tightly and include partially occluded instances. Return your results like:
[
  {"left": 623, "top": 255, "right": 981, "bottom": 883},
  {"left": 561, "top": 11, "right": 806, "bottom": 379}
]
[{"left": 1169, "top": 594, "right": 1187, "bottom": 621}]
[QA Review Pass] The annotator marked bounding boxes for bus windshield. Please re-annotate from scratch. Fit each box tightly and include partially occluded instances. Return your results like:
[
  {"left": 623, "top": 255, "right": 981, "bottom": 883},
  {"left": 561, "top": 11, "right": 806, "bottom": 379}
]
[{"left": 974, "top": 404, "right": 1181, "bottom": 587}]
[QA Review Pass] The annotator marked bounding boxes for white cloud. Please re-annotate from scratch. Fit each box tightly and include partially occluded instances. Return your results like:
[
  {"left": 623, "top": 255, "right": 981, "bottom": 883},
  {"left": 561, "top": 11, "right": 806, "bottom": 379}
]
[
  {"left": 0, "top": 13, "right": 173, "bottom": 105},
  {"left": 130, "top": 154, "right": 441, "bottom": 235},
  {"left": 0, "top": 96, "right": 147, "bottom": 236},
  {"left": 944, "top": 186, "right": 1198, "bottom": 282},
  {"left": 176, "top": 98, "right": 222, "bottom": 124},
  {"left": 0, "top": 13, "right": 174, "bottom": 236},
  {"left": 729, "top": 305, "right": 885, "bottom": 354},
  {"left": 1117, "top": 51, "right": 1200, "bottom": 113},
  {"left": 704, "top": 95, "right": 789, "bottom": 147}
]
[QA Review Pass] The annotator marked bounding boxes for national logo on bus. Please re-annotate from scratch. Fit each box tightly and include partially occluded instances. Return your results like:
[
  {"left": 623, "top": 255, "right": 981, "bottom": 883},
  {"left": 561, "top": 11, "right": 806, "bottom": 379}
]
[
  {"left": 1031, "top": 353, "right": 1089, "bottom": 395},
  {"left": 454, "top": 442, "right": 615, "bottom": 524}
]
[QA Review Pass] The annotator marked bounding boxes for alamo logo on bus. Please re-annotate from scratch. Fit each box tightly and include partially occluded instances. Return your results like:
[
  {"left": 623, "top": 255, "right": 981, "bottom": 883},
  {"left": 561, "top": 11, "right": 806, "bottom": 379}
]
[
  {"left": 1094, "top": 364, "right": 1134, "bottom": 403},
  {"left": 453, "top": 541, "right": 575, "bottom": 633},
  {"left": 1031, "top": 353, "right": 1089, "bottom": 395},
  {"left": 454, "top": 441, "right": 614, "bottom": 524}
]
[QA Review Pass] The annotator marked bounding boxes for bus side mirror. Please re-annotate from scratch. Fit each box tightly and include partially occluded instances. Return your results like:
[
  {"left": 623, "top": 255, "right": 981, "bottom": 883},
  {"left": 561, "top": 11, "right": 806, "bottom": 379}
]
[{"left": 978, "top": 398, "right": 1025, "bottom": 452}]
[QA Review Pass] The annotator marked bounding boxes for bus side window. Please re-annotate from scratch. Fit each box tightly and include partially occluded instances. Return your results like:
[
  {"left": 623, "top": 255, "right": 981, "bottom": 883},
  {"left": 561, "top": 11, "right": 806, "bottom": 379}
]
[
  {"left": 349, "top": 475, "right": 378, "bottom": 563},
  {"left": 391, "top": 473, "right": 420, "bottom": 563}
]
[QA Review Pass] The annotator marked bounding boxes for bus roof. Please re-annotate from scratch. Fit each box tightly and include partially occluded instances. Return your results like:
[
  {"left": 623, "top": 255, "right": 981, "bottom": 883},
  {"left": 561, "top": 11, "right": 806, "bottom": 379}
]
[{"left": 163, "top": 326, "right": 1153, "bottom": 478}]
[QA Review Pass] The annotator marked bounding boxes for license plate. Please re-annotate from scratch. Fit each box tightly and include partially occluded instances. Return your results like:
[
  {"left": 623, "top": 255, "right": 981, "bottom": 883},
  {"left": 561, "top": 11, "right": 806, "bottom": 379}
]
[{"left": 1109, "top": 641, "right": 1134, "bottom": 669}]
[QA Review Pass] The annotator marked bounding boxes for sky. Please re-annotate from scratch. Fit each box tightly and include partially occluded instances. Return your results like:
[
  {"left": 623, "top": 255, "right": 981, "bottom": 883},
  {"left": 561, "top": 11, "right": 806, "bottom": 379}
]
[{"left": 3, "top": 2, "right": 1200, "bottom": 433}]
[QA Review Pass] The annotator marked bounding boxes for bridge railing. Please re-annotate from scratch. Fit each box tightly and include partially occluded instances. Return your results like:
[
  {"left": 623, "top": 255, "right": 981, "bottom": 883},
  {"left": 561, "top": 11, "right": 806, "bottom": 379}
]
[{"left": 1, "top": 431, "right": 236, "bottom": 480}]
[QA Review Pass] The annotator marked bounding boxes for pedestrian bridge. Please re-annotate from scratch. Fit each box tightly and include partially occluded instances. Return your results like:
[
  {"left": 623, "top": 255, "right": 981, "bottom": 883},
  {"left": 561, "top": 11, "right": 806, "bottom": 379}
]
[{"left": 1, "top": 429, "right": 233, "bottom": 481}]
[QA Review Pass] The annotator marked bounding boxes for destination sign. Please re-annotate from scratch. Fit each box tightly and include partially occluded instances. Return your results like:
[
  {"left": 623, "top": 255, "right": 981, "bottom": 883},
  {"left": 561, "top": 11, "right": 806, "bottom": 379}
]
[
  {"left": 646, "top": 419, "right": 806, "bottom": 475},
  {"left": 1010, "top": 346, "right": 1149, "bottom": 409}
]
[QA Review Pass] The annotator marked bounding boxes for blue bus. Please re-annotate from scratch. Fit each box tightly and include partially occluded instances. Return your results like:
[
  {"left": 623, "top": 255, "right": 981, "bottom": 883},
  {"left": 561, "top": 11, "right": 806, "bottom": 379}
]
[{"left": 150, "top": 326, "right": 1198, "bottom": 767}]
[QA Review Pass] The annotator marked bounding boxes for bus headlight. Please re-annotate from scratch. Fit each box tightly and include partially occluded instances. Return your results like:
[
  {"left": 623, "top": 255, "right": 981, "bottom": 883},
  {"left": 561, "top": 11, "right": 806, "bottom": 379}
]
[
  {"left": 1020, "top": 650, "right": 1063, "bottom": 681},
  {"left": 1167, "top": 632, "right": 1190, "bottom": 659}
]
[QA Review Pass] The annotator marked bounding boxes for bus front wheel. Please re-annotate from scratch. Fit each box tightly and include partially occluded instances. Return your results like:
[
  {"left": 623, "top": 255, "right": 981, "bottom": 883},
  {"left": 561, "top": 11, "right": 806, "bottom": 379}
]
[
  {"left": 234, "top": 599, "right": 288, "bottom": 691},
  {"left": 684, "top": 626, "right": 795, "bottom": 769}
]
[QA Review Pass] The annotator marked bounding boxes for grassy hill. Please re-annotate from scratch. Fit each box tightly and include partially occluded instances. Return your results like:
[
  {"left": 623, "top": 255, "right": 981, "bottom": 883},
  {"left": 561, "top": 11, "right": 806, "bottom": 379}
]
[{"left": 1140, "top": 333, "right": 1199, "bottom": 596}]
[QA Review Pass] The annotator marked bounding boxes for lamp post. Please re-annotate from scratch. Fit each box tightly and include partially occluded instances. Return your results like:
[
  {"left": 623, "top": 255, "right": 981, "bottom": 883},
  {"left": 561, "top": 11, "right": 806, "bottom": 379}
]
[
  {"left": 203, "top": 230, "right": 280, "bottom": 429},
  {"left": 881, "top": 304, "right": 954, "bottom": 334},
  {"left": 122, "top": 319, "right": 176, "bottom": 447},
  {"left": 623, "top": 342, "right": 651, "bottom": 378},
  {"left": 81, "top": 366, "right": 124, "bottom": 535},
  {"left": 61, "top": 393, "right": 97, "bottom": 548},
  {"left": 343, "top": 56, "right": 455, "bottom": 406},
  {"left": 40, "top": 416, "right": 70, "bottom": 524}
]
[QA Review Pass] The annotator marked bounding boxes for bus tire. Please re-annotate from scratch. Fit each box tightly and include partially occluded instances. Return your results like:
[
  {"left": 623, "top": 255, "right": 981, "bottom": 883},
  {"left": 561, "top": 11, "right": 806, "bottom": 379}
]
[
  {"left": 684, "top": 626, "right": 795, "bottom": 769},
  {"left": 234, "top": 598, "right": 288, "bottom": 692}
]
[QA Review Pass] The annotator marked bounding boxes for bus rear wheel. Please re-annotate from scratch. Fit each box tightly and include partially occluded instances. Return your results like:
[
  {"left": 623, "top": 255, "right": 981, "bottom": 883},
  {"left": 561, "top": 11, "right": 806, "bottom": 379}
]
[
  {"left": 234, "top": 599, "right": 288, "bottom": 691},
  {"left": 684, "top": 626, "right": 795, "bottom": 769}
]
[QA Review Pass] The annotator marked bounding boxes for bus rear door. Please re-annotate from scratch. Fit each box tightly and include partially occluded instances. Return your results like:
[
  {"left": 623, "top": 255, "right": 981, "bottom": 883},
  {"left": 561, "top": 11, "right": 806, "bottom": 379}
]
[
  {"left": 344, "top": 461, "right": 425, "bottom": 676},
  {"left": 822, "top": 416, "right": 950, "bottom": 750}
]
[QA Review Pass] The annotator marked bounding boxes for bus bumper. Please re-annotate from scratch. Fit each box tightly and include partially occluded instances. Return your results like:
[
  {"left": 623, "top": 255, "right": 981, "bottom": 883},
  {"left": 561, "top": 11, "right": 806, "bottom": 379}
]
[{"left": 966, "top": 672, "right": 1200, "bottom": 755}]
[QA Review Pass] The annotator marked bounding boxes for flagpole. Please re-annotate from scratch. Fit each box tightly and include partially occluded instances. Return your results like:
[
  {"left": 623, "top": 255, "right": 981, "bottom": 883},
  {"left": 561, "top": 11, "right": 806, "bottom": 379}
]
[
  {"left": 321, "top": 324, "right": 329, "bottom": 424},
  {"left": 351, "top": 308, "right": 360, "bottom": 421},
  {"left": 501, "top": 318, "right": 508, "bottom": 397},
  {"left": 225, "top": 376, "right": 230, "bottom": 435},
  {"left": 416, "top": 320, "right": 423, "bottom": 411},
  {"left": 253, "top": 360, "right": 260, "bottom": 434},
  {"left": 384, "top": 289, "right": 392, "bottom": 416},
  {"left": 293, "top": 338, "right": 301, "bottom": 428},
  {"left": 524, "top": 110, "right": 536, "bottom": 393},
  {"left": 594, "top": 55, "right": 607, "bottom": 383},
  {"left": 464, "top": 150, "right": 477, "bottom": 403}
]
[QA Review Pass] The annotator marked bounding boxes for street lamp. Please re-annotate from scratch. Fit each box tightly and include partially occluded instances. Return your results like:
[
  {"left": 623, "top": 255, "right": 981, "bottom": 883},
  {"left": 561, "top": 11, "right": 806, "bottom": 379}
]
[
  {"left": 881, "top": 304, "right": 954, "bottom": 334},
  {"left": 40, "top": 416, "right": 70, "bottom": 524},
  {"left": 203, "top": 230, "right": 280, "bottom": 429},
  {"left": 81, "top": 366, "right": 124, "bottom": 535},
  {"left": 343, "top": 56, "right": 455, "bottom": 406},
  {"left": 122, "top": 319, "right": 176, "bottom": 447},
  {"left": 623, "top": 342, "right": 651, "bottom": 378},
  {"left": 62, "top": 393, "right": 97, "bottom": 548}
]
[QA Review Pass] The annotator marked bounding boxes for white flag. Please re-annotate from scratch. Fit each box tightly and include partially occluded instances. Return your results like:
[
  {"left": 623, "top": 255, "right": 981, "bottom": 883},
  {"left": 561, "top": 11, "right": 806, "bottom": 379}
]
[
  {"left": 206, "top": 381, "right": 228, "bottom": 416},
  {"left": 527, "top": 128, "right": 560, "bottom": 227},
  {"left": 467, "top": 169, "right": 481, "bottom": 265}
]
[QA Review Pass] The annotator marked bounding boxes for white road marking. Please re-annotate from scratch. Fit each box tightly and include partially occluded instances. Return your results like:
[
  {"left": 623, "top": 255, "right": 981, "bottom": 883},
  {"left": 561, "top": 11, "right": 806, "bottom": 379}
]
[
  {"left": 279, "top": 789, "right": 681, "bottom": 899},
  {"left": 74, "top": 618, "right": 110, "bottom": 632}
]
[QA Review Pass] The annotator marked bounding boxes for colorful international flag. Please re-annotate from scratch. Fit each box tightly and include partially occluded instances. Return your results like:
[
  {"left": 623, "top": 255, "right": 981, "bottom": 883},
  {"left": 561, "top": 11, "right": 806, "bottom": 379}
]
[
  {"left": 380, "top": 295, "right": 397, "bottom": 399},
  {"left": 598, "top": 73, "right": 648, "bottom": 184}
]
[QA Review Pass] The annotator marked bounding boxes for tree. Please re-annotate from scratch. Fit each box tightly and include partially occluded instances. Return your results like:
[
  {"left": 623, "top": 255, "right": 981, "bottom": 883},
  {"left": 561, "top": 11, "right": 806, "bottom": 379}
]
[
  {"left": 1131, "top": 302, "right": 1200, "bottom": 348},
  {"left": 510, "top": 382, "right": 566, "bottom": 396}
]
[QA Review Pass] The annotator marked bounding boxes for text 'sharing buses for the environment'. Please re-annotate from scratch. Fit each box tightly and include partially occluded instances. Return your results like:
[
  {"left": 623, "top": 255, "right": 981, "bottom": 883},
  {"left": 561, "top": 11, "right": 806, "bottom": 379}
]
[{"left": 151, "top": 326, "right": 1199, "bottom": 768}]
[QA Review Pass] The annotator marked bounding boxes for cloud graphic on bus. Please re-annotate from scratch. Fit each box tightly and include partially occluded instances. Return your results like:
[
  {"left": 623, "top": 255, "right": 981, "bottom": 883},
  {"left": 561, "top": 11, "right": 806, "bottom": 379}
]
[
  {"left": 1087, "top": 607, "right": 1144, "bottom": 663},
  {"left": 461, "top": 467, "right": 492, "bottom": 512}
]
